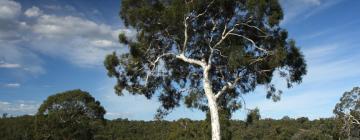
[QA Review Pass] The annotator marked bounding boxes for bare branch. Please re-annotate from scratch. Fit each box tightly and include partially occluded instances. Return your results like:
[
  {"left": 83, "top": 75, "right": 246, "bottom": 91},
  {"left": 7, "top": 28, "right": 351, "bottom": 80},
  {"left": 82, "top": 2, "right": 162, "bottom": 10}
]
[
  {"left": 215, "top": 77, "right": 241, "bottom": 99},
  {"left": 249, "top": 57, "right": 267, "bottom": 65},
  {"left": 213, "top": 48, "right": 228, "bottom": 58},
  {"left": 228, "top": 33, "right": 269, "bottom": 53},
  {"left": 208, "top": 23, "right": 238, "bottom": 66},
  {"left": 239, "top": 23, "right": 268, "bottom": 36},
  {"left": 145, "top": 53, "right": 176, "bottom": 84},
  {"left": 209, "top": 19, "right": 218, "bottom": 45},
  {"left": 213, "top": 23, "right": 239, "bottom": 49},
  {"left": 182, "top": 16, "right": 190, "bottom": 53},
  {"left": 176, "top": 54, "right": 206, "bottom": 68},
  {"left": 221, "top": 24, "right": 228, "bottom": 37},
  {"left": 348, "top": 114, "right": 360, "bottom": 125},
  {"left": 194, "top": 0, "right": 215, "bottom": 19}
]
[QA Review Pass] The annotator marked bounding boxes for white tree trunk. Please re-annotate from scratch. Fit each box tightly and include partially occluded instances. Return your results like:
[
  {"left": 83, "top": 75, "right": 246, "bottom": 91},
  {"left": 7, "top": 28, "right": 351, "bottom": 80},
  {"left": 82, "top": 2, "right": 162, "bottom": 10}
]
[
  {"left": 203, "top": 66, "right": 221, "bottom": 140},
  {"left": 207, "top": 95, "right": 221, "bottom": 140}
]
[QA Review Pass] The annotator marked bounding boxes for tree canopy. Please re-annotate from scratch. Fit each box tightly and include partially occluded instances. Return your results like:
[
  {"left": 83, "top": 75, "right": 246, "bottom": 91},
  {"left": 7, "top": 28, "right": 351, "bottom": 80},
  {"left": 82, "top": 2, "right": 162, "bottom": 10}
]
[
  {"left": 35, "top": 89, "right": 106, "bottom": 140},
  {"left": 0, "top": 115, "right": 341, "bottom": 140},
  {"left": 105, "top": 0, "right": 306, "bottom": 139},
  {"left": 334, "top": 87, "right": 360, "bottom": 139},
  {"left": 246, "top": 108, "right": 261, "bottom": 126},
  {"left": 106, "top": 0, "right": 306, "bottom": 118}
]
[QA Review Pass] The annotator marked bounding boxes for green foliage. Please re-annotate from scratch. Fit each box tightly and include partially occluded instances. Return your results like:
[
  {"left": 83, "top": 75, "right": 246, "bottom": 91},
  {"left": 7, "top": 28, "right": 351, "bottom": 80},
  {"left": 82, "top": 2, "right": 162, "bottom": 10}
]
[
  {"left": 0, "top": 115, "right": 35, "bottom": 139},
  {"left": 1, "top": 115, "right": 342, "bottom": 140},
  {"left": 105, "top": 0, "right": 307, "bottom": 119},
  {"left": 291, "top": 130, "right": 333, "bottom": 140},
  {"left": 35, "top": 89, "right": 106, "bottom": 140},
  {"left": 246, "top": 108, "right": 261, "bottom": 126},
  {"left": 334, "top": 87, "right": 360, "bottom": 116},
  {"left": 202, "top": 109, "right": 232, "bottom": 139},
  {"left": 333, "top": 87, "right": 360, "bottom": 139}
]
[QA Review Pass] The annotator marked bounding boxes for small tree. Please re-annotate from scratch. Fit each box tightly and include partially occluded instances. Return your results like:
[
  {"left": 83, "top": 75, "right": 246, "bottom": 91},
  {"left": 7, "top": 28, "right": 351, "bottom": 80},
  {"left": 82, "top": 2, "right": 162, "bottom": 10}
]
[
  {"left": 334, "top": 87, "right": 360, "bottom": 139},
  {"left": 246, "top": 108, "right": 260, "bottom": 126},
  {"left": 2, "top": 113, "right": 8, "bottom": 118},
  {"left": 35, "top": 89, "right": 106, "bottom": 140},
  {"left": 105, "top": 0, "right": 306, "bottom": 139}
]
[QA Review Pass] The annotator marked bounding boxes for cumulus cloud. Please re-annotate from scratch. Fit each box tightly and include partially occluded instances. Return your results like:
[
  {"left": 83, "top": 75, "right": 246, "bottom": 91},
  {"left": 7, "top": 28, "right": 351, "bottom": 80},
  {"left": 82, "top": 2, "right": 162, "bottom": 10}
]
[
  {"left": 0, "top": 0, "right": 21, "bottom": 19},
  {"left": 26, "top": 13, "right": 133, "bottom": 66},
  {"left": 24, "top": 6, "right": 42, "bottom": 17},
  {"left": 0, "top": 0, "right": 134, "bottom": 71},
  {"left": 32, "top": 15, "right": 113, "bottom": 39}
]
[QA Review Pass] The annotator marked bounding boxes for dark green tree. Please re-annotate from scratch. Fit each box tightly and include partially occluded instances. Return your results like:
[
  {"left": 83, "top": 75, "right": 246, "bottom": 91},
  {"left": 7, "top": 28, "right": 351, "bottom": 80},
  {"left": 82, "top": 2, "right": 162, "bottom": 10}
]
[
  {"left": 105, "top": 0, "right": 306, "bottom": 139},
  {"left": 246, "top": 108, "right": 261, "bottom": 126},
  {"left": 2, "top": 113, "right": 8, "bottom": 118},
  {"left": 35, "top": 89, "right": 106, "bottom": 140},
  {"left": 334, "top": 87, "right": 360, "bottom": 139},
  {"left": 291, "top": 129, "right": 333, "bottom": 140}
]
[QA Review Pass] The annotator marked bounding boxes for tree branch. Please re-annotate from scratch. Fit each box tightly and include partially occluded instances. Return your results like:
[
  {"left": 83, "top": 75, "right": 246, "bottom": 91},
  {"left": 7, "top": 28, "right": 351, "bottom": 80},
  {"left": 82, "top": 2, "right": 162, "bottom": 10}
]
[
  {"left": 176, "top": 54, "right": 206, "bottom": 68},
  {"left": 182, "top": 16, "right": 189, "bottom": 53},
  {"left": 207, "top": 23, "right": 237, "bottom": 66},
  {"left": 145, "top": 53, "right": 176, "bottom": 84},
  {"left": 194, "top": 0, "right": 215, "bottom": 19},
  {"left": 228, "top": 33, "right": 269, "bottom": 54},
  {"left": 239, "top": 23, "right": 268, "bottom": 36},
  {"left": 215, "top": 77, "right": 241, "bottom": 99}
]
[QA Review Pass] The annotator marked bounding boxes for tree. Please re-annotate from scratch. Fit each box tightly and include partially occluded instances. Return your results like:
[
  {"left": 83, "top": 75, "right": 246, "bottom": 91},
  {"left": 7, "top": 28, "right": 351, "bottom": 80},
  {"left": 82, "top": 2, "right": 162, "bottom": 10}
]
[
  {"left": 2, "top": 113, "right": 8, "bottom": 118},
  {"left": 105, "top": 0, "right": 306, "bottom": 139},
  {"left": 291, "top": 129, "right": 333, "bottom": 140},
  {"left": 246, "top": 108, "right": 261, "bottom": 126},
  {"left": 334, "top": 87, "right": 360, "bottom": 139},
  {"left": 35, "top": 89, "right": 106, "bottom": 140}
]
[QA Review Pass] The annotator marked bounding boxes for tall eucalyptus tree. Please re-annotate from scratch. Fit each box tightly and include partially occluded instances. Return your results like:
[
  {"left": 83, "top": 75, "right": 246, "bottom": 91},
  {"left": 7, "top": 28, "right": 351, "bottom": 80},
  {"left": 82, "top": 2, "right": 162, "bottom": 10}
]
[{"left": 105, "top": 0, "right": 306, "bottom": 139}]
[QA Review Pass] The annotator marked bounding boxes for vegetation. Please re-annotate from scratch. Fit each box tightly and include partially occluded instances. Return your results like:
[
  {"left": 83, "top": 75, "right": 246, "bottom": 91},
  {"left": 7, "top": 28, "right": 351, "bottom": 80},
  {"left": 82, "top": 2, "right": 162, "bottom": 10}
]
[
  {"left": 1, "top": 87, "right": 359, "bottom": 139},
  {"left": 35, "top": 89, "right": 106, "bottom": 140},
  {"left": 334, "top": 87, "right": 360, "bottom": 139},
  {"left": 104, "top": 0, "right": 306, "bottom": 139},
  {"left": 0, "top": 0, "right": 358, "bottom": 139},
  {"left": 0, "top": 114, "right": 342, "bottom": 140}
]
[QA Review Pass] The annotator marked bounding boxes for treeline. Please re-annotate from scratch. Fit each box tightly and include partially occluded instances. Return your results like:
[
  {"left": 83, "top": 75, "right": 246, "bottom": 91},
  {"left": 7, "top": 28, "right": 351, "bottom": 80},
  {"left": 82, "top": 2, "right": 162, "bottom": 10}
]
[
  {"left": 0, "top": 88, "right": 358, "bottom": 140},
  {"left": 0, "top": 115, "right": 341, "bottom": 140}
]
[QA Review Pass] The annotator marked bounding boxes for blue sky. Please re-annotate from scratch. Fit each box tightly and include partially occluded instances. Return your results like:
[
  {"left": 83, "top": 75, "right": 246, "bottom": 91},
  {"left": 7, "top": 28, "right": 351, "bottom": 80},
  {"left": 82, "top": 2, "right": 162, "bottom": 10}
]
[{"left": 0, "top": 0, "right": 359, "bottom": 120}]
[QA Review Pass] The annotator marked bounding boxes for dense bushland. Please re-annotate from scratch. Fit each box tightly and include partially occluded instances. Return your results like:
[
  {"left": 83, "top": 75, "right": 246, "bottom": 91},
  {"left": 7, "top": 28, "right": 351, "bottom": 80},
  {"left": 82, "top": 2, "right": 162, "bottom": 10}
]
[{"left": 0, "top": 115, "right": 342, "bottom": 140}]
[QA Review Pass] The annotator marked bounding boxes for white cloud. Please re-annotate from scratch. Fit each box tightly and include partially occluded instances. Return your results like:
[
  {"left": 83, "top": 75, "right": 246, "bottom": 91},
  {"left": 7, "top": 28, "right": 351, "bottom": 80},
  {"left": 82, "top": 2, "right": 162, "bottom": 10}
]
[
  {"left": 91, "top": 39, "right": 116, "bottom": 47},
  {"left": 303, "top": 0, "right": 321, "bottom": 5},
  {"left": 28, "top": 14, "right": 126, "bottom": 66},
  {"left": 280, "top": 0, "right": 343, "bottom": 25},
  {"left": 301, "top": 43, "right": 360, "bottom": 84},
  {"left": 0, "top": 101, "right": 10, "bottom": 105},
  {"left": 0, "top": 100, "right": 40, "bottom": 116},
  {"left": 24, "top": 6, "right": 42, "bottom": 17},
  {"left": 304, "top": 57, "right": 360, "bottom": 84},
  {"left": 0, "top": 0, "right": 131, "bottom": 70},
  {"left": 32, "top": 15, "right": 113, "bottom": 39},
  {"left": 0, "top": 45, "right": 45, "bottom": 75},
  {"left": 245, "top": 89, "right": 340, "bottom": 119},
  {"left": 0, "top": 1, "right": 44, "bottom": 76},
  {"left": 0, "top": 0, "right": 21, "bottom": 19},
  {"left": 105, "top": 112, "right": 134, "bottom": 119},
  {"left": 43, "top": 5, "right": 62, "bottom": 11},
  {"left": 0, "top": 61, "right": 21, "bottom": 68},
  {"left": 4, "top": 83, "right": 20, "bottom": 88}
]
